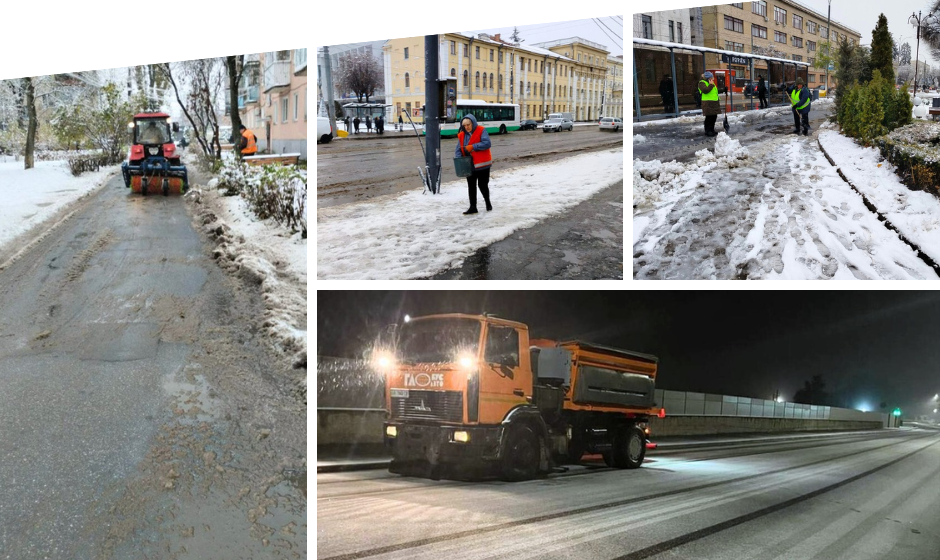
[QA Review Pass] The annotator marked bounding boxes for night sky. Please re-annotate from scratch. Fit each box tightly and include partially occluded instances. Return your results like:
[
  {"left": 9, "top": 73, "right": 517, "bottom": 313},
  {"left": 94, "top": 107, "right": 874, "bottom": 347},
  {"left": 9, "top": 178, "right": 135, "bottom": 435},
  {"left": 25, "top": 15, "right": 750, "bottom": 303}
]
[{"left": 317, "top": 291, "right": 940, "bottom": 416}]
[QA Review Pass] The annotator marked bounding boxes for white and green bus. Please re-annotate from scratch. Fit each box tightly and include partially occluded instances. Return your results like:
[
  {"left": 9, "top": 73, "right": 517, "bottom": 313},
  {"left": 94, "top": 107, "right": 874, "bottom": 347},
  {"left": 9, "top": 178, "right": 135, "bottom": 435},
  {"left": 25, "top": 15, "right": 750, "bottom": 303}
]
[{"left": 440, "top": 100, "right": 520, "bottom": 137}]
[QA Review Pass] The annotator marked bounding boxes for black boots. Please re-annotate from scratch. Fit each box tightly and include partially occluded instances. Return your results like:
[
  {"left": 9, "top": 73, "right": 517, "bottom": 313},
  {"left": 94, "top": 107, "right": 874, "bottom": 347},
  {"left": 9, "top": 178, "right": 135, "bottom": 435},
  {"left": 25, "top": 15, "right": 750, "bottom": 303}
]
[
  {"left": 463, "top": 208, "right": 478, "bottom": 215},
  {"left": 485, "top": 201, "right": 493, "bottom": 211}
]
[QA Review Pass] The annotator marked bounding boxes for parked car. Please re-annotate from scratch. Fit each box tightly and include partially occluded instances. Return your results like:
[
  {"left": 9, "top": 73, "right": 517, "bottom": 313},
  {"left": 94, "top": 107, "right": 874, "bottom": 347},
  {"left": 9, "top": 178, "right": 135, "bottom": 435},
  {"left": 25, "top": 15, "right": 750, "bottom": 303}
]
[
  {"left": 598, "top": 117, "right": 622, "bottom": 132},
  {"left": 519, "top": 119, "right": 538, "bottom": 130},
  {"left": 317, "top": 116, "right": 333, "bottom": 144},
  {"left": 542, "top": 117, "right": 573, "bottom": 132}
]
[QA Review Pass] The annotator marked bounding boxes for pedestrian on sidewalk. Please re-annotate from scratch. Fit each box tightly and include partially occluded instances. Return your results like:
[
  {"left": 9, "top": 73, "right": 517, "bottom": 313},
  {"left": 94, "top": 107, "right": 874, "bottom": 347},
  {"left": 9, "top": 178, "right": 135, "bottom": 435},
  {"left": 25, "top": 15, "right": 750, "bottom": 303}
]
[
  {"left": 758, "top": 75, "right": 769, "bottom": 109},
  {"left": 659, "top": 75, "right": 675, "bottom": 114},
  {"left": 366, "top": 115, "right": 373, "bottom": 133},
  {"left": 455, "top": 114, "right": 493, "bottom": 215},
  {"left": 398, "top": 114, "right": 404, "bottom": 131},
  {"left": 376, "top": 115, "right": 384, "bottom": 134},
  {"left": 344, "top": 115, "right": 351, "bottom": 133},
  {"left": 354, "top": 116, "right": 361, "bottom": 134},
  {"left": 787, "top": 77, "right": 812, "bottom": 136},
  {"left": 698, "top": 72, "right": 721, "bottom": 137}
]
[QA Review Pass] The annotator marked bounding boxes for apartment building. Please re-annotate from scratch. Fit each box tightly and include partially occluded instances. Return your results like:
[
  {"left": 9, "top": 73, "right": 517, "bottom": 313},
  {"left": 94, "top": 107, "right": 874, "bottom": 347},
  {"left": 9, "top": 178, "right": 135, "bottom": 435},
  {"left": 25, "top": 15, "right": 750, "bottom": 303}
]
[
  {"left": 633, "top": 9, "right": 694, "bottom": 44},
  {"left": 238, "top": 49, "right": 308, "bottom": 159},
  {"left": 699, "top": 1, "right": 861, "bottom": 87},
  {"left": 384, "top": 34, "right": 614, "bottom": 121},
  {"left": 604, "top": 55, "right": 624, "bottom": 119}
]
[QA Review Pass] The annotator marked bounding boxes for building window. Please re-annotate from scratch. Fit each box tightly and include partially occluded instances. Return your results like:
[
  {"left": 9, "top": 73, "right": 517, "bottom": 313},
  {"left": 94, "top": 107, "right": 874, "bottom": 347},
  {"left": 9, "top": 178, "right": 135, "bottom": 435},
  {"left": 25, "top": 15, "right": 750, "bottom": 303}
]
[
  {"left": 463, "top": 70, "right": 469, "bottom": 87},
  {"left": 450, "top": 41, "right": 456, "bottom": 55},
  {"left": 807, "top": 21, "right": 817, "bottom": 34},
  {"left": 725, "top": 16, "right": 744, "bottom": 33},
  {"left": 475, "top": 46, "right": 480, "bottom": 59},
  {"left": 451, "top": 68, "right": 456, "bottom": 77},
  {"left": 752, "top": 24, "right": 768, "bottom": 39},
  {"left": 490, "top": 49, "right": 494, "bottom": 61},
  {"left": 483, "top": 73, "right": 487, "bottom": 88},
  {"left": 752, "top": 0, "right": 767, "bottom": 17},
  {"left": 775, "top": 31, "right": 787, "bottom": 44},
  {"left": 669, "top": 21, "right": 675, "bottom": 42},
  {"left": 725, "top": 41, "right": 745, "bottom": 53},
  {"left": 463, "top": 44, "right": 469, "bottom": 57},
  {"left": 490, "top": 73, "right": 494, "bottom": 90},
  {"left": 281, "top": 97, "right": 288, "bottom": 123},
  {"left": 808, "top": 41, "right": 816, "bottom": 52},
  {"left": 293, "top": 93, "right": 298, "bottom": 120},
  {"left": 500, "top": 52, "right": 504, "bottom": 63},
  {"left": 820, "top": 26, "right": 828, "bottom": 40},
  {"left": 404, "top": 73, "right": 410, "bottom": 88},
  {"left": 404, "top": 47, "right": 409, "bottom": 60},
  {"left": 677, "top": 22, "right": 683, "bottom": 43},
  {"left": 774, "top": 6, "right": 787, "bottom": 24},
  {"left": 809, "top": 74, "right": 816, "bottom": 83},
  {"left": 793, "top": 55, "right": 802, "bottom": 62},
  {"left": 499, "top": 74, "right": 503, "bottom": 90},
  {"left": 809, "top": 57, "right": 816, "bottom": 65},
  {"left": 476, "top": 71, "right": 480, "bottom": 88},
  {"left": 792, "top": 36, "right": 803, "bottom": 48},
  {"left": 793, "top": 15, "right": 803, "bottom": 30},
  {"left": 731, "top": 2, "right": 742, "bottom": 7}
]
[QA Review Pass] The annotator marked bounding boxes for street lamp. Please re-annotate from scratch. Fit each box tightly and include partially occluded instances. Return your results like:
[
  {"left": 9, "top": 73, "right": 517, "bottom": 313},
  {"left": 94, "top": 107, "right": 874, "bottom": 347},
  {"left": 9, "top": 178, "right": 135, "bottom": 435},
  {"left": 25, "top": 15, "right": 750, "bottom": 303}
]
[{"left": 909, "top": 11, "right": 940, "bottom": 95}]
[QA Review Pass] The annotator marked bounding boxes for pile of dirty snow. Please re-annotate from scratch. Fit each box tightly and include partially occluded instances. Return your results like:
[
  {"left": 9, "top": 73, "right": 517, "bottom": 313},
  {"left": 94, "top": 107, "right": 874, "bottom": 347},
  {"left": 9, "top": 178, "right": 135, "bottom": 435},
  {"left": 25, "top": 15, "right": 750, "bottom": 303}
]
[
  {"left": 634, "top": 134, "right": 647, "bottom": 143},
  {"left": 634, "top": 132, "right": 750, "bottom": 211}
]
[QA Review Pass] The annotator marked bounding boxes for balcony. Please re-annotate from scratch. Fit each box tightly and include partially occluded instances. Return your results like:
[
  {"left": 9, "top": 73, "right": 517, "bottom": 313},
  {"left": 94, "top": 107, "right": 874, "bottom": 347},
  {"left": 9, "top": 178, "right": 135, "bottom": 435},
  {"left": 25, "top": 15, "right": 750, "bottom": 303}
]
[
  {"left": 263, "top": 53, "right": 292, "bottom": 92},
  {"left": 238, "top": 84, "right": 260, "bottom": 108},
  {"left": 294, "top": 49, "right": 307, "bottom": 75}
]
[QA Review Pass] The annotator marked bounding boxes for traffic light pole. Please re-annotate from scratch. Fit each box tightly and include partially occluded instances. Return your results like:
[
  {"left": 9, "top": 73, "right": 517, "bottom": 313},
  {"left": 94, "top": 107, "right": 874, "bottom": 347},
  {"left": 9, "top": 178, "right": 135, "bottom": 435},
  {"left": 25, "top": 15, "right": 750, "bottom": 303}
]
[{"left": 424, "top": 34, "right": 441, "bottom": 194}]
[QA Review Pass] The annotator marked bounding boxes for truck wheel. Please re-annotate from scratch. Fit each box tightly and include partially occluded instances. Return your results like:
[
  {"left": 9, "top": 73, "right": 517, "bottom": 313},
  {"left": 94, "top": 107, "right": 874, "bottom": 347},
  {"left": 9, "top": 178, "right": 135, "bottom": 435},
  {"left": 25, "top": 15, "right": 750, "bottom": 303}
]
[
  {"left": 607, "top": 426, "right": 646, "bottom": 469},
  {"left": 501, "top": 425, "right": 539, "bottom": 481}
]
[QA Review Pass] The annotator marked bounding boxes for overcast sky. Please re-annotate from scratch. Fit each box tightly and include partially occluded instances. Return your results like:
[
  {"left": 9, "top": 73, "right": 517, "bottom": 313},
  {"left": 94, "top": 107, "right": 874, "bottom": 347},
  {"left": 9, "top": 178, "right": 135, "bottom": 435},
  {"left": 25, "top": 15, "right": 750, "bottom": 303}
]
[
  {"left": 465, "top": 16, "right": 625, "bottom": 57},
  {"left": 318, "top": 290, "right": 940, "bottom": 418}
]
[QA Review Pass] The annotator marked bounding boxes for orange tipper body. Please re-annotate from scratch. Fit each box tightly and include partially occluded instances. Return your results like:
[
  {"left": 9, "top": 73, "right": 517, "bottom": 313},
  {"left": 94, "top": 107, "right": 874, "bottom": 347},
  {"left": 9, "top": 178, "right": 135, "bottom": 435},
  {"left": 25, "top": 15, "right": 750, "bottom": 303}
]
[{"left": 383, "top": 314, "right": 661, "bottom": 481}]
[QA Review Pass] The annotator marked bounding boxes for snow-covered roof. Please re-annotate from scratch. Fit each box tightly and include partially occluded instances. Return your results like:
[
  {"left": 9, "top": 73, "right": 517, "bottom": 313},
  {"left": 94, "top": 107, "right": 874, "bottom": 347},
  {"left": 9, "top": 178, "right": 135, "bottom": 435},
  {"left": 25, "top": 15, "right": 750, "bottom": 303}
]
[{"left": 633, "top": 38, "right": 811, "bottom": 67}]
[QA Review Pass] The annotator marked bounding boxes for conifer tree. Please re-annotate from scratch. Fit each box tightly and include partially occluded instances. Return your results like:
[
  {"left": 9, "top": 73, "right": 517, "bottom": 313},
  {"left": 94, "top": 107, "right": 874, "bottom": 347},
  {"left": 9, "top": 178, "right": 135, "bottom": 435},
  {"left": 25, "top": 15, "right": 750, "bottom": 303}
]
[{"left": 870, "top": 14, "right": 895, "bottom": 84}]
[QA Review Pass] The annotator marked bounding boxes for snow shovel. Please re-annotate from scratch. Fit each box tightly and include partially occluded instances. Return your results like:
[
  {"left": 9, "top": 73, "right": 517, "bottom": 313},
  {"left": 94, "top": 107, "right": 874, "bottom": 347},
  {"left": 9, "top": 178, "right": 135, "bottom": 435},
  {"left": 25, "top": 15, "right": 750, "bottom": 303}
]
[{"left": 723, "top": 114, "right": 730, "bottom": 134}]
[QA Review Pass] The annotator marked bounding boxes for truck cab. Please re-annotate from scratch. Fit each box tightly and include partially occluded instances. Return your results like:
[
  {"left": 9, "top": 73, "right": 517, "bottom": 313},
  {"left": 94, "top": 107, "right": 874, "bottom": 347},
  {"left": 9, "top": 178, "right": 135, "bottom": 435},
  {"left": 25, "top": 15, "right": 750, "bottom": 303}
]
[{"left": 380, "top": 314, "right": 660, "bottom": 481}]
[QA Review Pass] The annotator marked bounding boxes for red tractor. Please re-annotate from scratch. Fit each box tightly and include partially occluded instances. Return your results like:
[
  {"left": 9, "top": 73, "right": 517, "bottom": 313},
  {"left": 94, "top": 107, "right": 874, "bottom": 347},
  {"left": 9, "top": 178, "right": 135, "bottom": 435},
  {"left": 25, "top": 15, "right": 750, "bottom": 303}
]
[{"left": 121, "top": 113, "right": 189, "bottom": 195}]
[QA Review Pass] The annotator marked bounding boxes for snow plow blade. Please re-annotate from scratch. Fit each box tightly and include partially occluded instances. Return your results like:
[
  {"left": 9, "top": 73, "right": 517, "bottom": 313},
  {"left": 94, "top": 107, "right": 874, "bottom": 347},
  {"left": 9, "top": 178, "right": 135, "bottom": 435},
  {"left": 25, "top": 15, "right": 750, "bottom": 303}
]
[{"left": 129, "top": 176, "right": 186, "bottom": 195}]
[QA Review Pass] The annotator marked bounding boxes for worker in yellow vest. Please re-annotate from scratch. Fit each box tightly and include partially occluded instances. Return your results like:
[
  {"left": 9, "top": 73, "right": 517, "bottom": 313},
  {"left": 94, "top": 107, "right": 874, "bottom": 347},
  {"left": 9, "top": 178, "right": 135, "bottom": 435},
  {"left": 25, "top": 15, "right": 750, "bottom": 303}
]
[
  {"left": 239, "top": 124, "right": 258, "bottom": 156},
  {"left": 698, "top": 72, "right": 721, "bottom": 137},
  {"left": 787, "top": 77, "right": 812, "bottom": 136}
]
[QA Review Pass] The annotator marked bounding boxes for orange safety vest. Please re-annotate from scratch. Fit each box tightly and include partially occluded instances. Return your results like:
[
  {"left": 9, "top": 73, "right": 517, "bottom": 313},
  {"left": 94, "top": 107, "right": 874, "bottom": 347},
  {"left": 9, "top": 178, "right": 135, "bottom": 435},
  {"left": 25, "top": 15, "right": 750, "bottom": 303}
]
[
  {"left": 457, "top": 126, "right": 492, "bottom": 169},
  {"left": 241, "top": 129, "right": 257, "bottom": 155}
]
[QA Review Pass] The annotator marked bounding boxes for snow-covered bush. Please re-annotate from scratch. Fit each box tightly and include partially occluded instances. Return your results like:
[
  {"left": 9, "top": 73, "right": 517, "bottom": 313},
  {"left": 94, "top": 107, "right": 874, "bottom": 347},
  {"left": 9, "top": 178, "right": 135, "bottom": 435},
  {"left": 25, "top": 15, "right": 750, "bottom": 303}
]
[{"left": 215, "top": 158, "right": 307, "bottom": 237}]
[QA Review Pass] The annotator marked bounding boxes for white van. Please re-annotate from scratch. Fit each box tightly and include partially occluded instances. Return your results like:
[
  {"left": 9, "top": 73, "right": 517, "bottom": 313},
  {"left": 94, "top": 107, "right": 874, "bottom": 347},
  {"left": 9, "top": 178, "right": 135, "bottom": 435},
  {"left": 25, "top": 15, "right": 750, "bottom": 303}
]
[
  {"left": 317, "top": 117, "right": 333, "bottom": 144},
  {"left": 547, "top": 112, "right": 573, "bottom": 123}
]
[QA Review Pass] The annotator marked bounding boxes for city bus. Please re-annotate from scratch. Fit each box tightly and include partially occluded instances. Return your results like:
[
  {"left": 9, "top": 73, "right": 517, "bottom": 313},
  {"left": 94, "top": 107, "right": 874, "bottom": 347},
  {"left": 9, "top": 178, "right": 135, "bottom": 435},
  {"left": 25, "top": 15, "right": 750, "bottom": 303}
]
[{"left": 440, "top": 100, "right": 520, "bottom": 137}]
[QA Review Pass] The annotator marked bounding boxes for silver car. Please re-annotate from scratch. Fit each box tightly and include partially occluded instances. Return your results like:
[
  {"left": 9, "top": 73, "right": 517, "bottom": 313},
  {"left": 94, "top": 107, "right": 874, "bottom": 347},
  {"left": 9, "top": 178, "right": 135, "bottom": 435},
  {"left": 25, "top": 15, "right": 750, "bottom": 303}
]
[
  {"left": 542, "top": 118, "right": 574, "bottom": 132},
  {"left": 598, "top": 117, "right": 622, "bottom": 132}
]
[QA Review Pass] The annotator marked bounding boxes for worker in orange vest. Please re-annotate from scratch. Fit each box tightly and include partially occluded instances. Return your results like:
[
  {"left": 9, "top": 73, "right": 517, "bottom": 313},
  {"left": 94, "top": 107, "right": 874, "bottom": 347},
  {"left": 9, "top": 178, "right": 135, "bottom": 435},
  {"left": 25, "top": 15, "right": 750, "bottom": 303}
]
[
  {"left": 239, "top": 124, "right": 258, "bottom": 156},
  {"left": 454, "top": 114, "right": 493, "bottom": 214}
]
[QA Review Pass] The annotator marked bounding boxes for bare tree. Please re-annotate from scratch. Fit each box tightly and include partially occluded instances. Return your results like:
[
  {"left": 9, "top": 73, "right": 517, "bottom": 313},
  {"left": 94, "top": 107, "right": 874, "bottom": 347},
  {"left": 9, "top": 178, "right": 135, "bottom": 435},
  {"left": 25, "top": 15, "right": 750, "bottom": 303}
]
[
  {"left": 335, "top": 52, "right": 381, "bottom": 103},
  {"left": 225, "top": 55, "right": 246, "bottom": 157},
  {"left": 23, "top": 78, "right": 36, "bottom": 169},
  {"left": 159, "top": 58, "right": 225, "bottom": 161}
]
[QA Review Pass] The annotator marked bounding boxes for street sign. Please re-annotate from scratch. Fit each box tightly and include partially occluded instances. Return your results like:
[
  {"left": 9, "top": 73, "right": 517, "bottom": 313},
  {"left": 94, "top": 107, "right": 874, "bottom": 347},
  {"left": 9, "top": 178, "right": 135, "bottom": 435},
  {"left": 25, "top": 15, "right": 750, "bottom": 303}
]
[
  {"left": 721, "top": 54, "right": 749, "bottom": 66},
  {"left": 828, "top": 63, "right": 834, "bottom": 71}
]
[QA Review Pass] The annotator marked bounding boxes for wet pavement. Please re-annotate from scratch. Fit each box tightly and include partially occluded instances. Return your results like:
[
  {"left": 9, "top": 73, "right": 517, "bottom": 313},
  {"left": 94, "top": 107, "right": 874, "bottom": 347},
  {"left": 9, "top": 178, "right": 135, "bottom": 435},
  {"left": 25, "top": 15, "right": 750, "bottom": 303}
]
[
  {"left": 428, "top": 180, "right": 623, "bottom": 279},
  {"left": 0, "top": 170, "right": 306, "bottom": 558}
]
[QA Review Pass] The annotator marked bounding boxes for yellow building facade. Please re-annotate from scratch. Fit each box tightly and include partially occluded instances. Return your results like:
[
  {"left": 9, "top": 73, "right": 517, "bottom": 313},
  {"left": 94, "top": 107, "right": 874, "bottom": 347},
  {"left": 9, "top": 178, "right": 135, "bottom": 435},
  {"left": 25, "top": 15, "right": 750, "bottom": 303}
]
[
  {"left": 605, "top": 55, "right": 624, "bottom": 119},
  {"left": 383, "top": 34, "right": 615, "bottom": 122}
]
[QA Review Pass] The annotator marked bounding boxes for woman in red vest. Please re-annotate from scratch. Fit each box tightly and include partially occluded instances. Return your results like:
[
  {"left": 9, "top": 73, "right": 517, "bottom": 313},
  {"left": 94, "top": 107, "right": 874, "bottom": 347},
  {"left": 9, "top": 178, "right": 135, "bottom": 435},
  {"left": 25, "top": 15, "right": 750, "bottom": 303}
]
[{"left": 454, "top": 114, "right": 493, "bottom": 214}]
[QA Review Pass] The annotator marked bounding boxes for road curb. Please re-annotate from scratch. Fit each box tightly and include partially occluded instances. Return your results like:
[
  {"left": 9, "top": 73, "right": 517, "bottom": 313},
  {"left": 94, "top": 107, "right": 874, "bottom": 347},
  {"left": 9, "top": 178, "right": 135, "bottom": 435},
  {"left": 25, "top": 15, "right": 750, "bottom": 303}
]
[{"left": 317, "top": 460, "right": 391, "bottom": 473}]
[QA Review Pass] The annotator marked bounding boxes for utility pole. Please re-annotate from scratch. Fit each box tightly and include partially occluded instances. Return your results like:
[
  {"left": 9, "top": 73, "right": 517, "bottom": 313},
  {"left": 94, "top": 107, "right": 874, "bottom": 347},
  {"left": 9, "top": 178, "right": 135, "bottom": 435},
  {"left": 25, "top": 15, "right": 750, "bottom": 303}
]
[
  {"left": 424, "top": 35, "right": 441, "bottom": 194},
  {"left": 322, "top": 46, "right": 338, "bottom": 140}
]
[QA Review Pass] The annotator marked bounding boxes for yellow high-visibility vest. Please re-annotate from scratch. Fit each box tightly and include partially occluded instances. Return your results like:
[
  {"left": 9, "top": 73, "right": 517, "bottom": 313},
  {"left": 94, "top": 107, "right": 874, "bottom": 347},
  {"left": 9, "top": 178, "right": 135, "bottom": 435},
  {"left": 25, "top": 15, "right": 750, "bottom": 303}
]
[
  {"left": 699, "top": 80, "right": 719, "bottom": 102},
  {"left": 790, "top": 87, "right": 810, "bottom": 111}
]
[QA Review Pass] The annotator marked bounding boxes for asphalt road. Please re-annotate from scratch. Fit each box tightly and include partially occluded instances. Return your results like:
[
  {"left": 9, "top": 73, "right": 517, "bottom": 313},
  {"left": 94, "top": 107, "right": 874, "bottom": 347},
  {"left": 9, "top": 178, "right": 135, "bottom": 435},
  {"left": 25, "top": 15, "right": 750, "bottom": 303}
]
[
  {"left": 316, "top": 428, "right": 940, "bottom": 560},
  {"left": 317, "top": 125, "right": 624, "bottom": 207},
  {"left": 0, "top": 170, "right": 306, "bottom": 559}
]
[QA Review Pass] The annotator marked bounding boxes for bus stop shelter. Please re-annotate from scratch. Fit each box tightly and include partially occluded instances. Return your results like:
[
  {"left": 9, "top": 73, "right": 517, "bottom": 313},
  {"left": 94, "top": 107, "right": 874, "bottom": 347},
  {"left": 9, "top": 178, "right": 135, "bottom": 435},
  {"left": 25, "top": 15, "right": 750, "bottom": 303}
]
[{"left": 633, "top": 38, "right": 811, "bottom": 122}]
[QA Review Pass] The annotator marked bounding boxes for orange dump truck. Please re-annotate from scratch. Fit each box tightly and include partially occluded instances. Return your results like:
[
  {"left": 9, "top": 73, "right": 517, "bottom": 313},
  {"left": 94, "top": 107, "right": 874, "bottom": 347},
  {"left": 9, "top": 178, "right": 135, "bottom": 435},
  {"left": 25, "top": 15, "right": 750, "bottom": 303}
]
[{"left": 379, "top": 313, "right": 661, "bottom": 481}]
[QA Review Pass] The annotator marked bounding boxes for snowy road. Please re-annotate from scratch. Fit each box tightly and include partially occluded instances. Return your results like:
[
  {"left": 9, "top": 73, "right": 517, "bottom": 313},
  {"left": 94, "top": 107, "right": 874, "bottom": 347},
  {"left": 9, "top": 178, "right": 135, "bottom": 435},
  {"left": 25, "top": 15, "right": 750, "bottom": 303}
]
[
  {"left": 633, "top": 106, "right": 939, "bottom": 280},
  {"left": 0, "top": 172, "right": 306, "bottom": 558},
  {"left": 317, "top": 428, "right": 940, "bottom": 560}
]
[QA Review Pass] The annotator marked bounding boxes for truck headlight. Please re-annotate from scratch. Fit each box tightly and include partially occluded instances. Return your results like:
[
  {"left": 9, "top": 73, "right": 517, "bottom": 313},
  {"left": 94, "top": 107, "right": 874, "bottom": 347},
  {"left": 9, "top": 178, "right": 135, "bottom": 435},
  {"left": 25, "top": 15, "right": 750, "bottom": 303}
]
[
  {"left": 386, "top": 426, "right": 398, "bottom": 438},
  {"left": 453, "top": 430, "right": 470, "bottom": 443}
]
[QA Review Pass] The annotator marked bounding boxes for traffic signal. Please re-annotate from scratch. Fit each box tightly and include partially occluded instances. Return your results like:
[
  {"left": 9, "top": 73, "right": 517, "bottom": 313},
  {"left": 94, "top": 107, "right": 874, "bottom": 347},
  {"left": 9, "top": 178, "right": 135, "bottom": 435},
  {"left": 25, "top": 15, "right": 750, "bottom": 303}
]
[{"left": 892, "top": 408, "right": 901, "bottom": 417}]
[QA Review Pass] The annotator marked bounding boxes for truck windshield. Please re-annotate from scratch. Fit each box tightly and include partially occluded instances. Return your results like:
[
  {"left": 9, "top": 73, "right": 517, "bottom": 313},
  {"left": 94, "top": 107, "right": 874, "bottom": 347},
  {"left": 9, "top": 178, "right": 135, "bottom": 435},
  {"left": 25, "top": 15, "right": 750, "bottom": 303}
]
[
  {"left": 136, "top": 120, "right": 171, "bottom": 145},
  {"left": 399, "top": 318, "right": 481, "bottom": 364}
]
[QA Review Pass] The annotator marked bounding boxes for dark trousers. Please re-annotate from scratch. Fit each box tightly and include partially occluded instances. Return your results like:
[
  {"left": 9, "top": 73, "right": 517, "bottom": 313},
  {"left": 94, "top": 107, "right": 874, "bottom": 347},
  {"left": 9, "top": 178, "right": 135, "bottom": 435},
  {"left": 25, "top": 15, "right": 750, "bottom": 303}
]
[
  {"left": 793, "top": 108, "right": 810, "bottom": 131},
  {"left": 467, "top": 167, "right": 491, "bottom": 210},
  {"left": 759, "top": 92, "right": 768, "bottom": 108},
  {"left": 704, "top": 114, "right": 718, "bottom": 135}
]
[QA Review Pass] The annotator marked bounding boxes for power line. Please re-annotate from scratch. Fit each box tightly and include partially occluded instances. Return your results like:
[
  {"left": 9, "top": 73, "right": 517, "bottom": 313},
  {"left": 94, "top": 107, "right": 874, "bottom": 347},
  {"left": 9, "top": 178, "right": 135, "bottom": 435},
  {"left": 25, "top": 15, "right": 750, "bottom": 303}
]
[{"left": 596, "top": 17, "right": 623, "bottom": 41}]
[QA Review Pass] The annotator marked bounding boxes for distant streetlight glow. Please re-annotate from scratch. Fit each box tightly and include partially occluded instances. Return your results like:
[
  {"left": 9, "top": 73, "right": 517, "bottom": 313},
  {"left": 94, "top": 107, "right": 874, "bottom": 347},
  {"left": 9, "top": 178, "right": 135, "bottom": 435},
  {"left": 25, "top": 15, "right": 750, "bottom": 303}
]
[
  {"left": 857, "top": 402, "right": 871, "bottom": 412},
  {"left": 404, "top": 314, "right": 411, "bottom": 323},
  {"left": 776, "top": 396, "right": 784, "bottom": 403}
]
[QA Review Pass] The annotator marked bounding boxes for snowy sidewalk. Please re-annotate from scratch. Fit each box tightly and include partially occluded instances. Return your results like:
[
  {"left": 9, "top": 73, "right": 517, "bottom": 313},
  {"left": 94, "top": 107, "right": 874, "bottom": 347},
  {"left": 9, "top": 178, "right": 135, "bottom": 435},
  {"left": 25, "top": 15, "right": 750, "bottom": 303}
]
[
  {"left": 633, "top": 131, "right": 938, "bottom": 280},
  {"left": 317, "top": 148, "right": 623, "bottom": 279},
  {"left": 0, "top": 157, "right": 116, "bottom": 263}
]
